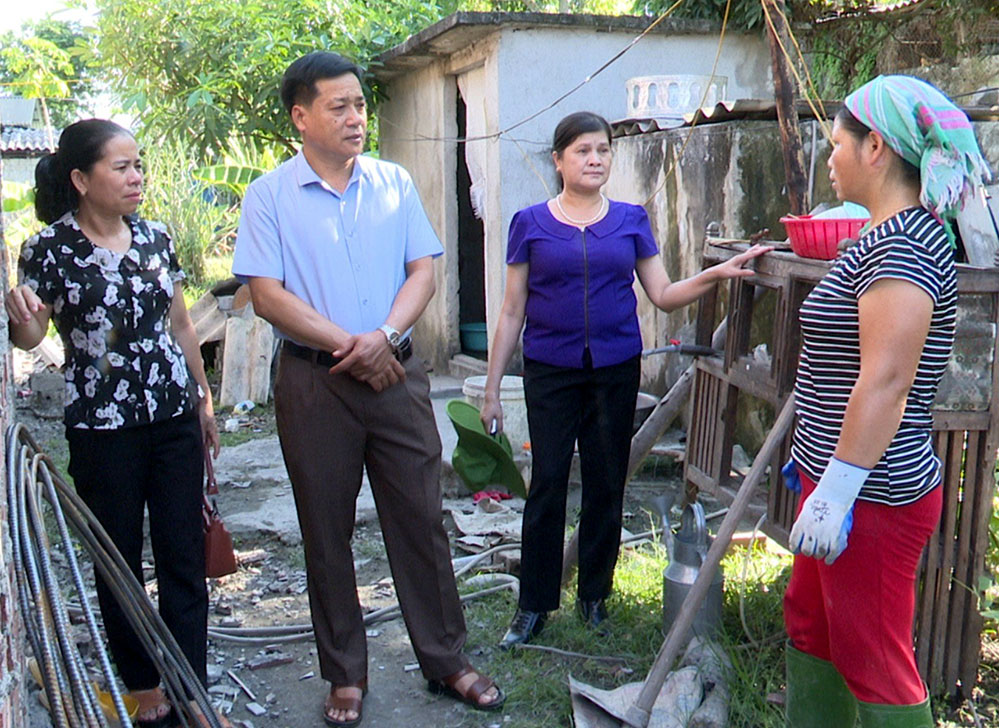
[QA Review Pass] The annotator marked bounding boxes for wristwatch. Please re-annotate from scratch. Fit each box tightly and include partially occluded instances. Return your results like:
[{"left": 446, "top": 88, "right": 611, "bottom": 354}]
[{"left": 378, "top": 324, "right": 402, "bottom": 353}]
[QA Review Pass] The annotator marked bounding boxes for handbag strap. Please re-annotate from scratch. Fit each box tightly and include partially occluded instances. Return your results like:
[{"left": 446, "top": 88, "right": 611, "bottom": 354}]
[{"left": 204, "top": 447, "right": 219, "bottom": 496}]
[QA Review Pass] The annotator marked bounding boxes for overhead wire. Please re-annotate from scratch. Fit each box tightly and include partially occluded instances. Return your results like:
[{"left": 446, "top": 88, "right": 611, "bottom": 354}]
[
  {"left": 379, "top": 0, "right": 690, "bottom": 146},
  {"left": 641, "top": 0, "right": 733, "bottom": 207}
]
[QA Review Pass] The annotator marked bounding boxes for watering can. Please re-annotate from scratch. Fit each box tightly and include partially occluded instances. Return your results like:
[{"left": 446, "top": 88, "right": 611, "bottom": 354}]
[{"left": 662, "top": 500, "right": 724, "bottom": 639}]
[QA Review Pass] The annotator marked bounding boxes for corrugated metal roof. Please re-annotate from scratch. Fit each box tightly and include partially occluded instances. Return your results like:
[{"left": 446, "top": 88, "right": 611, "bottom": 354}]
[
  {"left": 1, "top": 125, "right": 56, "bottom": 155},
  {"left": 815, "top": 0, "right": 922, "bottom": 25},
  {"left": 611, "top": 98, "right": 999, "bottom": 137},
  {"left": 611, "top": 99, "right": 835, "bottom": 136}
]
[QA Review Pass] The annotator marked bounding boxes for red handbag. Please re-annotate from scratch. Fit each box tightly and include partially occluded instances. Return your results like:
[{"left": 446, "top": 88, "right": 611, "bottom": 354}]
[{"left": 202, "top": 450, "right": 238, "bottom": 578}]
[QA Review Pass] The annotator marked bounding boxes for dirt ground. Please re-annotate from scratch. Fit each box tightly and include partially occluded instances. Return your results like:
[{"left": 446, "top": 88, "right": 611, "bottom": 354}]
[{"left": 14, "top": 352, "right": 690, "bottom": 728}]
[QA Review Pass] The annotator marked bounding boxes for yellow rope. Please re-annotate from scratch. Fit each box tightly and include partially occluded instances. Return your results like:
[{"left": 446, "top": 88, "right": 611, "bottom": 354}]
[{"left": 642, "top": 0, "right": 733, "bottom": 206}]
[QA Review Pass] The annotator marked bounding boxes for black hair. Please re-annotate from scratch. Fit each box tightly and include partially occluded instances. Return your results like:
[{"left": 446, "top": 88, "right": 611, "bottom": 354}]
[
  {"left": 280, "top": 51, "right": 364, "bottom": 115},
  {"left": 34, "top": 119, "right": 132, "bottom": 225},
  {"left": 551, "top": 111, "right": 613, "bottom": 155},
  {"left": 835, "top": 107, "right": 920, "bottom": 188}
]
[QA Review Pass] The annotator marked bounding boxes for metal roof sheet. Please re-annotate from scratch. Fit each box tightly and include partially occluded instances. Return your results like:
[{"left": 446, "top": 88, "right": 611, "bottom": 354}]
[
  {"left": 611, "top": 98, "right": 999, "bottom": 137},
  {"left": 1, "top": 125, "right": 56, "bottom": 155}
]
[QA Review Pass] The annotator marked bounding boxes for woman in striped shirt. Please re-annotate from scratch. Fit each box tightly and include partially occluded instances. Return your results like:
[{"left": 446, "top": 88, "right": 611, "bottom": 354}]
[{"left": 782, "top": 76, "right": 991, "bottom": 728}]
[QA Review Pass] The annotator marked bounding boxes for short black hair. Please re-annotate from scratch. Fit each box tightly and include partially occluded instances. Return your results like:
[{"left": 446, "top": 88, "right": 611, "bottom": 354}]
[
  {"left": 552, "top": 111, "right": 613, "bottom": 155},
  {"left": 280, "top": 51, "right": 363, "bottom": 115}
]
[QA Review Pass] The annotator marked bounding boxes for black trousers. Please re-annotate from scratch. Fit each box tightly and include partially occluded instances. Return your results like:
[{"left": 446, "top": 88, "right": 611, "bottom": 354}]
[
  {"left": 67, "top": 413, "right": 208, "bottom": 690},
  {"left": 519, "top": 354, "right": 640, "bottom": 611}
]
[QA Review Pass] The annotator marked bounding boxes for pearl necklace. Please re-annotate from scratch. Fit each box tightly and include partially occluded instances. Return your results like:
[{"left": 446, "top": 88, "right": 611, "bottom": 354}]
[{"left": 555, "top": 193, "right": 607, "bottom": 226}]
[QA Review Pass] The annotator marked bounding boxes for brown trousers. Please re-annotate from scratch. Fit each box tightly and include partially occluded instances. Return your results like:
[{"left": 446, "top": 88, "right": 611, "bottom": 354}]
[{"left": 274, "top": 350, "right": 468, "bottom": 685}]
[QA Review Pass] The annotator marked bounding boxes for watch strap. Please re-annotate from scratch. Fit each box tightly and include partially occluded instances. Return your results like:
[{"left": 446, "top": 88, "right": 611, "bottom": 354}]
[{"left": 378, "top": 324, "right": 401, "bottom": 350}]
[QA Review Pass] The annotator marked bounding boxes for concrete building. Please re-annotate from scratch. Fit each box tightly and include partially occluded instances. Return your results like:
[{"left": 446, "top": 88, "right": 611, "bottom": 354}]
[{"left": 373, "top": 11, "right": 774, "bottom": 377}]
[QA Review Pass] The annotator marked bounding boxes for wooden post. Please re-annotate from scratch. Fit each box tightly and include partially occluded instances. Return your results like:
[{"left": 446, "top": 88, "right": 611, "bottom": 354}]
[
  {"left": 560, "top": 318, "right": 729, "bottom": 585},
  {"left": 764, "top": 0, "right": 808, "bottom": 216},
  {"left": 622, "top": 396, "right": 796, "bottom": 728}
]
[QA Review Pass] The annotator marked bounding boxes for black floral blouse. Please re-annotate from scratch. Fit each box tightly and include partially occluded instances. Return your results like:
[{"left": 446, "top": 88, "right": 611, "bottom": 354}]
[{"left": 18, "top": 212, "right": 197, "bottom": 430}]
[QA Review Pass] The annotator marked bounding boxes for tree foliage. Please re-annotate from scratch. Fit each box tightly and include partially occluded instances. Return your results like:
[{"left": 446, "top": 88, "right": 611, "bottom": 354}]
[
  {"left": 92, "top": 0, "right": 466, "bottom": 159},
  {"left": 0, "top": 19, "right": 97, "bottom": 129},
  {"left": 92, "top": 0, "right": 635, "bottom": 160}
]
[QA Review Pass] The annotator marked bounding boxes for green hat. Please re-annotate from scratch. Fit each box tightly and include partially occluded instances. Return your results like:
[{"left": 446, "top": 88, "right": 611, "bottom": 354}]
[{"left": 446, "top": 400, "right": 527, "bottom": 499}]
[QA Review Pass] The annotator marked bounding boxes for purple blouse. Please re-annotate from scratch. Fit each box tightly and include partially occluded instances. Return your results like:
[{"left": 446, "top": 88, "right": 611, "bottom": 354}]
[{"left": 507, "top": 199, "right": 659, "bottom": 369}]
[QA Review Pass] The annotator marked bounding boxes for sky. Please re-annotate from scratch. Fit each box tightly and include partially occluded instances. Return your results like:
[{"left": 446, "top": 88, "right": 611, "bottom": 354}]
[{"left": 0, "top": 0, "right": 94, "bottom": 34}]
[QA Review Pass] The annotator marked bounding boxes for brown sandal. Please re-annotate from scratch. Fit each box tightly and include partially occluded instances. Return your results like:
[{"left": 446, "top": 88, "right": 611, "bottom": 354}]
[
  {"left": 428, "top": 665, "right": 506, "bottom": 712},
  {"left": 324, "top": 678, "right": 368, "bottom": 728},
  {"left": 189, "top": 700, "right": 233, "bottom": 728},
  {"left": 130, "top": 687, "right": 174, "bottom": 728}
]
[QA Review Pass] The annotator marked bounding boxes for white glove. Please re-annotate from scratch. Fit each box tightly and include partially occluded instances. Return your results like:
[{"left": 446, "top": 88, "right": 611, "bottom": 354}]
[{"left": 789, "top": 457, "right": 870, "bottom": 565}]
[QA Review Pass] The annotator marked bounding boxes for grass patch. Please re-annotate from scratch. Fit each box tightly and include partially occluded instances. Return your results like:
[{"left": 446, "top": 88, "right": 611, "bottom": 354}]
[{"left": 458, "top": 537, "right": 791, "bottom": 727}]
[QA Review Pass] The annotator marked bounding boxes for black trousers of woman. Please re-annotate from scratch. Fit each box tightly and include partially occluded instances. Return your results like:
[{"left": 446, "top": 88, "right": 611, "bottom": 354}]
[
  {"left": 519, "top": 354, "right": 640, "bottom": 612},
  {"left": 67, "top": 412, "right": 208, "bottom": 690}
]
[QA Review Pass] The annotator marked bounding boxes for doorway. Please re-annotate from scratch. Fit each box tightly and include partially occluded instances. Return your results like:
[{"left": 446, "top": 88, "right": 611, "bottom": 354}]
[{"left": 456, "top": 77, "right": 487, "bottom": 357}]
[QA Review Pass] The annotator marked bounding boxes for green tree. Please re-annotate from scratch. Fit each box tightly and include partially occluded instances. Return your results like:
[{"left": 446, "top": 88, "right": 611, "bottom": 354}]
[
  {"left": 1, "top": 37, "right": 76, "bottom": 148},
  {"left": 92, "top": 0, "right": 465, "bottom": 160},
  {"left": 0, "top": 19, "right": 96, "bottom": 129},
  {"left": 92, "top": 0, "right": 633, "bottom": 160}
]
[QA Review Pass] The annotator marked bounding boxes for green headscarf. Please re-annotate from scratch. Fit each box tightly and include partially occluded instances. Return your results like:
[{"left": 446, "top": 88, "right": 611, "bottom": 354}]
[{"left": 844, "top": 75, "right": 993, "bottom": 246}]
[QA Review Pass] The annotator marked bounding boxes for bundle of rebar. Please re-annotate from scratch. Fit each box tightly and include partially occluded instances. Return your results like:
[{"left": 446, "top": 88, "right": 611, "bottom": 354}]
[{"left": 5, "top": 423, "right": 221, "bottom": 728}]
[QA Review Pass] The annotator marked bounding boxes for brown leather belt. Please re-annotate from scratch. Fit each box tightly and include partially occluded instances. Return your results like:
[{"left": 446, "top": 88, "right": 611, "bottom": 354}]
[{"left": 282, "top": 338, "right": 412, "bottom": 367}]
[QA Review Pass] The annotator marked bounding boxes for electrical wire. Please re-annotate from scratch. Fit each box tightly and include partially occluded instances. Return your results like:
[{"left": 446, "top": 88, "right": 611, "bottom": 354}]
[
  {"left": 642, "top": 0, "right": 733, "bottom": 207},
  {"left": 379, "top": 0, "right": 691, "bottom": 146}
]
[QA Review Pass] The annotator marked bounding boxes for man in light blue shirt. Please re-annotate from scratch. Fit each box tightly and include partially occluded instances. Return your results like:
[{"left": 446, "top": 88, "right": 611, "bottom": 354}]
[{"left": 232, "top": 52, "right": 504, "bottom": 725}]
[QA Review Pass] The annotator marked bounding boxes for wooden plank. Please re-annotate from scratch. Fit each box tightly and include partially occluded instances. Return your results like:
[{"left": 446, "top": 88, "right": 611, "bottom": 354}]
[
  {"left": 695, "top": 287, "right": 718, "bottom": 348},
  {"left": 961, "top": 432, "right": 996, "bottom": 689},
  {"left": 762, "top": 0, "right": 808, "bottom": 215},
  {"left": 706, "top": 241, "right": 999, "bottom": 293},
  {"left": 685, "top": 464, "right": 718, "bottom": 497},
  {"left": 720, "top": 358, "right": 779, "bottom": 403},
  {"left": 945, "top": 431, "right": 977, "bottom": 689},
  {"left": 929, "top": 432, "right": 964, "bottom": 690},
  {"left": 219, "top": 314, "right": 275, "bottom": 407},
  {"left": 774, "top": 279, "right": 809, "bottom": 395},
  {"left": 932, "top": 411, "right": 991, "bottom": 430},
  {"left": 916, "top": 431, "right": 947, "bottom": 680},
  {"left": 714, "top": 382, "right": 738, "bottom": 490},
  {"left": 624, "top": 396, "right": 797, "bottom": 728},
  {"left": 189, "top": 291, "right": 228, "bottom": 345}
]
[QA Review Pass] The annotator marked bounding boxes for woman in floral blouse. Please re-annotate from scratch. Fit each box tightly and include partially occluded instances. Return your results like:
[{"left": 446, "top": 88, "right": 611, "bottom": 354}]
[{"left": 6, "top": 119, "right": 221, "bottom": 728}]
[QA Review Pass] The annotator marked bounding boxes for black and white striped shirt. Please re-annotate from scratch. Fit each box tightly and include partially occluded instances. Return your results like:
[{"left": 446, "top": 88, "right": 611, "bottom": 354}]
[{"left": 790, "top": 208, "right": 956, "bottom": 505}]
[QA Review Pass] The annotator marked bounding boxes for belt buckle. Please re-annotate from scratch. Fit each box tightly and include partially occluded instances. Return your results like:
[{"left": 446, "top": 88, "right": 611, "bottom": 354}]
[{"left": 394, "top": 338, "right": 412, "bottom": 362}]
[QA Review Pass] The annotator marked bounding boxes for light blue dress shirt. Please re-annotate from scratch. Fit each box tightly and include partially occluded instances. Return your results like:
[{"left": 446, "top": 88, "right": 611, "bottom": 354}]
[{"left": 232, "top": 152, "right": 443, "bottom": 340}]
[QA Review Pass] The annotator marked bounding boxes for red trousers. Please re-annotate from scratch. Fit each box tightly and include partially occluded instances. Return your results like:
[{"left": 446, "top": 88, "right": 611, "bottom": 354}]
[{"left": 783, "top": 471, "right": 942, "bottom": 704}]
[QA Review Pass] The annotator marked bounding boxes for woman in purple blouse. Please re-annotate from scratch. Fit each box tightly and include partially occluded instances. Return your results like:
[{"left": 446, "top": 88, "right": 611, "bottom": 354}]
[{"left": 481, "top": 111, "right": 767, "bottom": 648}]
